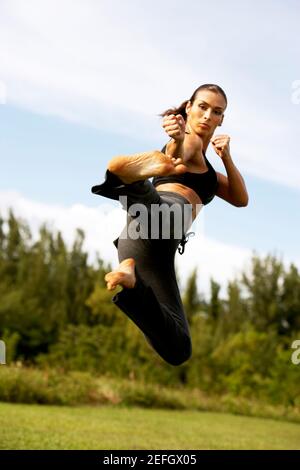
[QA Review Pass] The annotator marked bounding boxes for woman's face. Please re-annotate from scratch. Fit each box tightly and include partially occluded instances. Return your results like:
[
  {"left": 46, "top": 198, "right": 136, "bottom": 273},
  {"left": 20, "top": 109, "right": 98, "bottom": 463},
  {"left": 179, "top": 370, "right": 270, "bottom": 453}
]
[{"left": 185, "top": 90, "right": 226, "bottom": 137}]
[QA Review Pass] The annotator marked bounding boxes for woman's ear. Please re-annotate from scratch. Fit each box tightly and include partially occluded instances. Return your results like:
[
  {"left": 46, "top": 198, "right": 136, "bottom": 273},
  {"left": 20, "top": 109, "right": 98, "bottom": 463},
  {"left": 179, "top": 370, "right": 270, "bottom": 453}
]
[
  {"left": 218, "top": 114, "right": 224, "bottom": 126},
  {"left": 185, "top": 100, "right": 191, "bottom": 116}
]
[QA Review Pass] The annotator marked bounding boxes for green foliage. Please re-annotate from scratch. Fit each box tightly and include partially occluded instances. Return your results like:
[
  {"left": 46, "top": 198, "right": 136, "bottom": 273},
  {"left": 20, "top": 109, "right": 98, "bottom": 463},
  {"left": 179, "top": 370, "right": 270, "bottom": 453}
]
[
  {"left": 36, "top": 323, "right": 129, "bottom": 374},
  {"left": 0, "top": 366, "right": 95, "bottom": 405},
  {"left": 182, "top": 268, "right": 201, "bottom": 324},
  {"left": 0, "top": 329, "right": 20, "bottom": 362}
]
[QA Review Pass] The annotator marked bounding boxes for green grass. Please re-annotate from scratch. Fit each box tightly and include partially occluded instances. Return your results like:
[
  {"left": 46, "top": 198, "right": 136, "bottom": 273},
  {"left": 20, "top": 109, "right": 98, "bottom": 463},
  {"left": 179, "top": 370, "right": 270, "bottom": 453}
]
[{"left": 0, "top": 402, "right": 300, "bottom": 450}]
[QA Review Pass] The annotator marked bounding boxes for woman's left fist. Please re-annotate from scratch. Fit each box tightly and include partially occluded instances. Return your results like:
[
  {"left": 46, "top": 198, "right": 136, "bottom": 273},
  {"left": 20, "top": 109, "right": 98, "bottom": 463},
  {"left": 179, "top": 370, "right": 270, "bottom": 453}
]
[{"left": 210, "top": 135, "right": 231, "bottom": 160}]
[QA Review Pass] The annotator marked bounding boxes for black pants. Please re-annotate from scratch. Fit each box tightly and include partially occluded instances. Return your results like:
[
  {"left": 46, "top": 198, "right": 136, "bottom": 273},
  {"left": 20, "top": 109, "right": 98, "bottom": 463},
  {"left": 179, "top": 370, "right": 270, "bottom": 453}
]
[{"left": 91, "top": 170, "right": 193, "bottom": 366}]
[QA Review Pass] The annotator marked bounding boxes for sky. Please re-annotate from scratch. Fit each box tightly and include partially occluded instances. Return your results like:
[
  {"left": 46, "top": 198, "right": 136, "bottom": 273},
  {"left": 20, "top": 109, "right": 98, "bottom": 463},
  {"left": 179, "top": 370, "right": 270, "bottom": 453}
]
[{"left": 0, "top": 0, "right": 299, "bottom": 298}]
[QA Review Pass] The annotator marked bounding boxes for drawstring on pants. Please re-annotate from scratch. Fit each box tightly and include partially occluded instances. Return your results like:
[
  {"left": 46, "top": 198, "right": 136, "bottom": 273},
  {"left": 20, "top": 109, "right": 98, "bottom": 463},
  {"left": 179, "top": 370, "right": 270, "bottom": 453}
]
[{"left": 178, "top": 231, "right": 195, "bottom": 255}]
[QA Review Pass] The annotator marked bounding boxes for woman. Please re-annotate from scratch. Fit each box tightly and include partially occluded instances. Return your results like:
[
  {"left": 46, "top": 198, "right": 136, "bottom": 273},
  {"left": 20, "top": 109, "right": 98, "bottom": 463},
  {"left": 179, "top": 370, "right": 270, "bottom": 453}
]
[{"left": 91, "top": 84, "right": 248, "bottom": 366}]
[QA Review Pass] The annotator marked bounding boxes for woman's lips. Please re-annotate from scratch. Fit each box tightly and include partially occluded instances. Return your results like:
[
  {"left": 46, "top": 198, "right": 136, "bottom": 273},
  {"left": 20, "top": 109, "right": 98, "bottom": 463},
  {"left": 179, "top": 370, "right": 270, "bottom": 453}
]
[{"left": 199, "top": 123, "right": 210, "bottom": 129}]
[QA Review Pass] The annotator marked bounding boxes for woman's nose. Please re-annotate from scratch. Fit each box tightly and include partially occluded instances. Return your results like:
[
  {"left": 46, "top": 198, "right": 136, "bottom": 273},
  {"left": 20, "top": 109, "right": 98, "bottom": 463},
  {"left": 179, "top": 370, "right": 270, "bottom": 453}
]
[{"left": 204, "top": 109, "right": 212, "bottom": 120}]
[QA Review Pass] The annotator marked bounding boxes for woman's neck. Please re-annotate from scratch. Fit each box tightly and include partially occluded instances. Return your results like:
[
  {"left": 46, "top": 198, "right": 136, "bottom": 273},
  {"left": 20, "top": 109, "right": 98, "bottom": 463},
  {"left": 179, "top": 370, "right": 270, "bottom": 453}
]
[{"left": 201, "top": 135, "right": 211, "bottom": 153}]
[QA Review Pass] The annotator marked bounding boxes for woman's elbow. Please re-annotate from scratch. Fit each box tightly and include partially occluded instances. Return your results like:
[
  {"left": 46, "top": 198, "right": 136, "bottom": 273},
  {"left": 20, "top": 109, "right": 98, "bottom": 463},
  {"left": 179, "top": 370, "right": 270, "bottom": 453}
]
[{"left": 235, "top": 196, "right": 249, "bottom": 207}]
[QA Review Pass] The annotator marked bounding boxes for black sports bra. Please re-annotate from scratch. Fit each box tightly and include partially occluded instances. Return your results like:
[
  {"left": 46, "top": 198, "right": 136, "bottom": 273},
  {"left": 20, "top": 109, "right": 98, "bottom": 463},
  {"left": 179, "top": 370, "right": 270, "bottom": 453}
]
[{"left": 152, "top": 144, "right": 219, "bottom": 205}]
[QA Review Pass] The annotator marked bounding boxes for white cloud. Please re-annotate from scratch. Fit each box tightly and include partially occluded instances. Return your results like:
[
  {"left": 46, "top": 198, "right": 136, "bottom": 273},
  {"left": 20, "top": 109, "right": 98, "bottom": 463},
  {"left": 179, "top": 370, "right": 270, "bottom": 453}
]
[
  {"left": 0, "top": 0, "right": 299, "bottom": 189},
  {"left": 0, "top": 189, "right": 126, "bottom": 266}
]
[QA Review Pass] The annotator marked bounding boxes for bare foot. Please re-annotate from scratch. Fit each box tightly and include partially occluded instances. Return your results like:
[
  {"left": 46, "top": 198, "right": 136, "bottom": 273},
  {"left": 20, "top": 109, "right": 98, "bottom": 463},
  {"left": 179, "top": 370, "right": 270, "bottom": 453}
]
[
  {"left": 107, "top": 150, "right": 188, "bottom": 184},
  {"left": 104, "top": 258, "right": 136, "bottom": 291}
]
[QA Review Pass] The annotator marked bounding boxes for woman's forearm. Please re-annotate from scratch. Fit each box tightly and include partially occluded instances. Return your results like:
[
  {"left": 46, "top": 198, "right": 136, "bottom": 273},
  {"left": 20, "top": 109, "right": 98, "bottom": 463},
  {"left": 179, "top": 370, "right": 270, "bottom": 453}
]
[{"left": 222, "top": 155, "right": 249, "bottom": 206}]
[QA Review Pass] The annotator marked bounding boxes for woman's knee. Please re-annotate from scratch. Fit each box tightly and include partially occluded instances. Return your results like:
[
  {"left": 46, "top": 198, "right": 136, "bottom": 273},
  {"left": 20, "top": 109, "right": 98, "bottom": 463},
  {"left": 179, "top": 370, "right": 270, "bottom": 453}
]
[{"left": 166, "top": 336, "right": 192, "bottom": 366}]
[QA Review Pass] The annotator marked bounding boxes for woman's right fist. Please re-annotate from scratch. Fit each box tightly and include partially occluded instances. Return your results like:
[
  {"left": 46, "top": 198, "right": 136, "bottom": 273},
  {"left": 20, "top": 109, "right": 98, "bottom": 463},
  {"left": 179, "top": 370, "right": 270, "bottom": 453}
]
[{"left": 162, "top": 114, "right": 186, "bottom": 141}]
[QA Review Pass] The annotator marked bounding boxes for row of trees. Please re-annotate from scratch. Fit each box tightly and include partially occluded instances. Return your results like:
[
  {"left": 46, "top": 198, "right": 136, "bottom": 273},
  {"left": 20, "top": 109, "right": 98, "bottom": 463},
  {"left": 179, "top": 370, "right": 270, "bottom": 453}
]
[{"left": 0, "top": 210, "right": 299, "bottom": 405}]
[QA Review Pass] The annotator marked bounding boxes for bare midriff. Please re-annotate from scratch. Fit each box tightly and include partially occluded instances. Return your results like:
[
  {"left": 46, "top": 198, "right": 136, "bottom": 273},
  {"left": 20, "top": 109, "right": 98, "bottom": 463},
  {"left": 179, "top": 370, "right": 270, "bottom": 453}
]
[{"left": 155, "top": 183, "right": 203, "bottom": 221}]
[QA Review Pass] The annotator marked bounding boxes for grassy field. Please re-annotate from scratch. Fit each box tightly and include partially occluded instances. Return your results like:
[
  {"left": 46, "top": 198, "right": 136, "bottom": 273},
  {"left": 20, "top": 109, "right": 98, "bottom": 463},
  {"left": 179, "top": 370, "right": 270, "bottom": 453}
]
[{"left": 0, "top": 402, "right": 300, "bottom": 450}]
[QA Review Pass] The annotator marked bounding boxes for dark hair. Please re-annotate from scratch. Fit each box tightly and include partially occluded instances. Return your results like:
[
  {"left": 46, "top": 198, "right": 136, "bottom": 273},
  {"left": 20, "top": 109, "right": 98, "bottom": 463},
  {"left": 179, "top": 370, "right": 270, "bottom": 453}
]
[{"left": 160, "top": 84, "right": 227, "bottom": 120}]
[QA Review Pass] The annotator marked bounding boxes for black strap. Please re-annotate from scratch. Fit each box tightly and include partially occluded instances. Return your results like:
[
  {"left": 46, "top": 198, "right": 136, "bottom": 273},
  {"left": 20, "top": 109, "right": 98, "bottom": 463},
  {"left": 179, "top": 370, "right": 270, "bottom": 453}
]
[{"left": 178, "top": 231, "right": 195, "bottom": 255}]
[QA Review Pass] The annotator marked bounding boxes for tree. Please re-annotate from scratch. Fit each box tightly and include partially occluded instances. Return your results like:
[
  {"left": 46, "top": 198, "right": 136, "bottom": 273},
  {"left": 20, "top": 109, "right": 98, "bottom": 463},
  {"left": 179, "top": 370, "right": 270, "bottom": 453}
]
[
  {"left": 278, "top": 263, "right": 300, "bottom": 334},
  {"left": 182, "top": 268, "right": 201, "bottom": 324},
  {"left": 241, "top": 252, "right": 284, "bottom": 331}
]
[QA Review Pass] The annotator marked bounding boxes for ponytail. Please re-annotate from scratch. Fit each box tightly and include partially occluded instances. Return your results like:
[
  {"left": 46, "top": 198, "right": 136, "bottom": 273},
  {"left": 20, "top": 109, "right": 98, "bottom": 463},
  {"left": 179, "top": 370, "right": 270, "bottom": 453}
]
[{"left": 159, "top": 100, "right": 189, "bottom": 120}]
